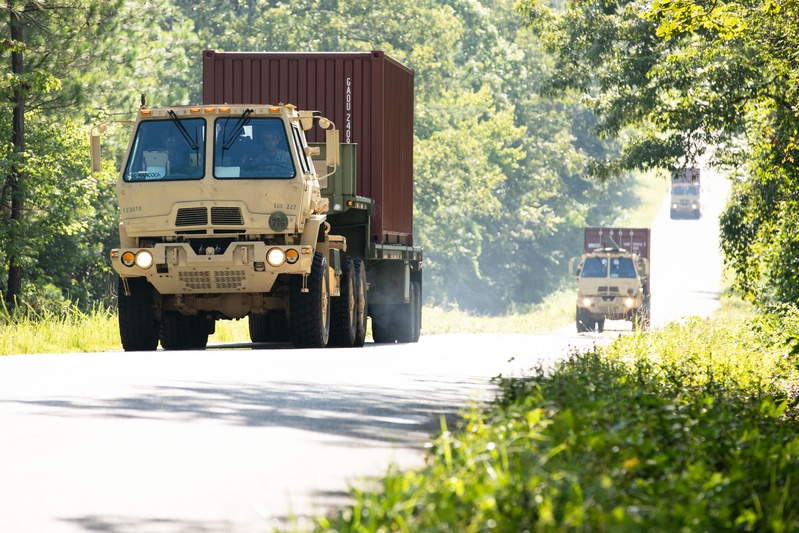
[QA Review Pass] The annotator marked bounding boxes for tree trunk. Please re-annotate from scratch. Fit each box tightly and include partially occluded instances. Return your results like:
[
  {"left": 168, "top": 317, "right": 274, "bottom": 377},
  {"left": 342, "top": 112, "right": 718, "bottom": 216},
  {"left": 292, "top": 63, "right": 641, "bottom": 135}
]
[{"left": 4, "top": 3, "right": 25, "bottom": 311}]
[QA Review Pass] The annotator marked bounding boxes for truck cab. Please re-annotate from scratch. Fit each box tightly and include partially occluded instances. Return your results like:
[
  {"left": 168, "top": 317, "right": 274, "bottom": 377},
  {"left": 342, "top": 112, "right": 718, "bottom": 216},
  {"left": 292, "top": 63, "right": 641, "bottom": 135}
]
[{"left": 97, "top": 103, "right": 367, "bottom": 351}]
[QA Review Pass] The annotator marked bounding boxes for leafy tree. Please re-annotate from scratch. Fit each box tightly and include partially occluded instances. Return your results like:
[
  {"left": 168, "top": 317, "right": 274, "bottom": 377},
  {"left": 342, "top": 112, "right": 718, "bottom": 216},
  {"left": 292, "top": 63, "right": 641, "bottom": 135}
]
[{"left": 517, "top": 0, "right": 799, "bottom": 305}]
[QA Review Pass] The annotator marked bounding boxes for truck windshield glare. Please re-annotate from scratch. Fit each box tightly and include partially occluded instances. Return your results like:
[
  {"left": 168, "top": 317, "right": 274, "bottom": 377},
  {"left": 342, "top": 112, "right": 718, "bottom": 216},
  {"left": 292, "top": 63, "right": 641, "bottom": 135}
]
[
  {"left": 124, "top": 118, "right": 206, "bottom": 182},
  {"left": 214, "top": 117, "right": 296, "bottom": 179}
]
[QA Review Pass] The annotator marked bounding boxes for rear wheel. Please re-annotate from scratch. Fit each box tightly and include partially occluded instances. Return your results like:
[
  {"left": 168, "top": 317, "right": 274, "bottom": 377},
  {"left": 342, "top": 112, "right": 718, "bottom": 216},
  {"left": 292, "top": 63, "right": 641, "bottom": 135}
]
[
  {"left": 160, "top": 312, "right": 209, "bottom": 350},
  {"left": 371, "top": 281, "right": 422, "bottom": 344},
  {"left": 118, "top": 277, "right": 159, "bottom": 351},
  {"left": 352, "top": 258, "right": 368, "bottom": 347},
  {"left": 329, "top": 257, "right": 357, "bottom": 347},
  {"left": 249, "top": 311, "right": 290, "bottom": 343},
  {"left": 290, "top": 252, "right": 331, "bottom": 348}
]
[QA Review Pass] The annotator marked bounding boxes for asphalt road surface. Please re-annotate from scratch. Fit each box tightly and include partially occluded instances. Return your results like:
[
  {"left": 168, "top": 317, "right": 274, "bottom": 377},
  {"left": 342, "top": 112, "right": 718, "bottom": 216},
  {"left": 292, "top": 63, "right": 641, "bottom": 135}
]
[{"left": 0, "top": 170, "right": 729, "bottom": 533}]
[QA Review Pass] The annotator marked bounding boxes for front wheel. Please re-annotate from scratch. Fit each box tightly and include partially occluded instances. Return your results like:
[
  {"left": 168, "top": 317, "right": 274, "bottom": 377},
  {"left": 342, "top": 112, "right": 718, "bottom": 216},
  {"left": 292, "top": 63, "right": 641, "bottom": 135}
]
[
  {"left": 118, "top": 277, "right": 159, "bottom": 351},
  {"left": 290, "top": 252, "right": 331, "bottom": 348},
  {"left": 329, "top": 257, "right": 357, "bottom": 347}
]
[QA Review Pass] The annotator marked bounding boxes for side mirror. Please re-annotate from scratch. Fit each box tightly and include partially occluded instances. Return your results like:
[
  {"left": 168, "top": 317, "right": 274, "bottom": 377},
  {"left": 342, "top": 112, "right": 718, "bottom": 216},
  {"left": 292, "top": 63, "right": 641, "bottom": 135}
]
[
  {"left": 90, "top": 134, "right": 102, "bottom": 173},
  {"left": 325, "top": 128, "right": 340, "bottom": 168},
  {"left": 638, "top": 258, "right": 650, "bottom": 277},
  {"left": 568, "top": 257, "right": 582, "bottom": 277}
]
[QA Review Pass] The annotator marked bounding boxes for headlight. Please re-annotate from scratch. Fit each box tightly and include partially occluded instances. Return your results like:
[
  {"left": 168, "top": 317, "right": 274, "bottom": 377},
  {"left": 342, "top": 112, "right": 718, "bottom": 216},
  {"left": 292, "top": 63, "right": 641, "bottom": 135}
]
[
  {"left": 624, "top": 297, "right": 635, "bottom": 308},
  {"left": 266, "top": 247, "right": 286, "bottom": 267},
  {"left": 134, "top": 250, "right": 154, "bottom": 269},
  {"left": 286, "top": 248, "right": 299, "bottom": 264},
  {"left": 581, "top": 297, "right": 592, "bottom": 307}
]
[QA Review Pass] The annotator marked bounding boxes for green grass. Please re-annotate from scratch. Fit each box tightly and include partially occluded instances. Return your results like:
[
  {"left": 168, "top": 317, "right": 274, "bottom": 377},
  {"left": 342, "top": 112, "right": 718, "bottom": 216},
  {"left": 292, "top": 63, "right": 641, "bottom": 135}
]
[{"left": 289, "top": 296, "right": 799, "bottom": 533}]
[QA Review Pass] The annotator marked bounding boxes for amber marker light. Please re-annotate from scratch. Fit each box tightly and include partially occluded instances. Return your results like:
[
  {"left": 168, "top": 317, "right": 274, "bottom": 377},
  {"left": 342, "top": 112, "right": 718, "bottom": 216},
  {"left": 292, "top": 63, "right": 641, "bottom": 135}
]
[
  {"left": 286, "top": 249, "right": 299, "bottom": 264},
  {"left": 205, "top": 107, "right": 216, "bottom": 113},
  {"left": 269, "top": 107, "right": 280, "bottom": 113},
  {"left": 190, "top": 107, "right": 201, "bottom": 114},
  {"left": 121, "top": 251, "right": 136, "bottom": 267}
]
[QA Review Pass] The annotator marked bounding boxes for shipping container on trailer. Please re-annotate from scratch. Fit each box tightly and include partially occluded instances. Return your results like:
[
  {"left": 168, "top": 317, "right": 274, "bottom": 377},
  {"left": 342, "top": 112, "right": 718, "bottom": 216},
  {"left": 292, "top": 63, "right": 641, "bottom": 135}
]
[{"left": 202, "top": 49, "right": 415, "bottom": 246}]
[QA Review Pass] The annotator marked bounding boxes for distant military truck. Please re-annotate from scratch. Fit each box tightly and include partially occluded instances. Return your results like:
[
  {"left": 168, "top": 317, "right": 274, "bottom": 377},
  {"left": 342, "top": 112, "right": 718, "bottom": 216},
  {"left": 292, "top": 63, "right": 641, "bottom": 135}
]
[
  {"left": 670, "top": 168, "right": 701, "bottom": 219},
  {"left": 569, "top": 227, "right": 651, "bottom": 333}
]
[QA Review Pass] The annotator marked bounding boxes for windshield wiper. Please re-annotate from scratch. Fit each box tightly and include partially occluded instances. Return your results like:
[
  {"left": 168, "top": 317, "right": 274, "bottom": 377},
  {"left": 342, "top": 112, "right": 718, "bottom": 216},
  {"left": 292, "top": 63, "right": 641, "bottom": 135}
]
[
  {"left": 221, "top": 108, "right": 254, "bottom": 150},
  {"left": 167, "top": 110, "right": 201, "bottom": 151}
]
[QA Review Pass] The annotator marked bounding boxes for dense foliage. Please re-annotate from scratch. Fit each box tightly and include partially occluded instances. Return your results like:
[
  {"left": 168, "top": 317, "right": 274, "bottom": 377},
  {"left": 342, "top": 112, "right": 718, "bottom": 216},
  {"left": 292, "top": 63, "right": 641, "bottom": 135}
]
[
  {"left": 516, "top": 0, "right": 799, "bottom": 305},
  {"left": 299, "top": 308, "right": 799, "bottom": 532},
  {"left": 0, "top": 0, "right": 642, "bottom": 316}
]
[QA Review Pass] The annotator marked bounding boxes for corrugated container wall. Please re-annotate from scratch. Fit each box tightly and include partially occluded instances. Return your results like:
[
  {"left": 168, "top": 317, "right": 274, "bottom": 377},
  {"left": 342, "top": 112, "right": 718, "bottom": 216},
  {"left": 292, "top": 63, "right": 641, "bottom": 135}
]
[
  {"left": 584, "top": 227, "right": 651, "bottom": 260},
  {"left": 202, "top": 50, "right": 415, "bottom": 245}
]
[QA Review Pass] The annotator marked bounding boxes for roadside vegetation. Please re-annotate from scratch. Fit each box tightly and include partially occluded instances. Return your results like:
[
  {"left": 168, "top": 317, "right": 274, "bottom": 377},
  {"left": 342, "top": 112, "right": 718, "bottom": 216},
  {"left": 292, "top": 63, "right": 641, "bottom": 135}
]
[{"left": 280, "top": 295, "right": 799, "bottom": 532}]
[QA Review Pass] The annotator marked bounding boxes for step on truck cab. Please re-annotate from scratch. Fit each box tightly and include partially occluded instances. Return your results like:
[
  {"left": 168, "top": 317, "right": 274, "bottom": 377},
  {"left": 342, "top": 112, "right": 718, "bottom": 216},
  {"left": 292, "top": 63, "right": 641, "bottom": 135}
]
[{"left": 569, "top": 227, "right": 651, "bottom": 333}]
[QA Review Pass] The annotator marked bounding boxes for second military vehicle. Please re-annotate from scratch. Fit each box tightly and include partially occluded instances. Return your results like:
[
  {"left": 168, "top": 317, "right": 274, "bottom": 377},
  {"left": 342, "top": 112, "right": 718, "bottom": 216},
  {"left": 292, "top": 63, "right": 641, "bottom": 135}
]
[{"left": 570, "top": 227, "right": 651, "bottom": 333}]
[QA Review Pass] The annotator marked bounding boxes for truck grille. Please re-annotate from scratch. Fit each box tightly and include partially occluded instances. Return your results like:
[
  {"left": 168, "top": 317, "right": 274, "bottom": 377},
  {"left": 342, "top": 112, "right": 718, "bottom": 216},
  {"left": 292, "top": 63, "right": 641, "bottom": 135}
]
[
  {"left": 211, "top": 207, "right": 244, "bottom": 225},
  {"left": 175, "top": 207, "right": 244, "bottom": 227},
  {"left": 176, "top": 207, "right": 208, "bottom": 226},
  {"left": 179, "top": 270, "right": 246, "bottom": 290}
]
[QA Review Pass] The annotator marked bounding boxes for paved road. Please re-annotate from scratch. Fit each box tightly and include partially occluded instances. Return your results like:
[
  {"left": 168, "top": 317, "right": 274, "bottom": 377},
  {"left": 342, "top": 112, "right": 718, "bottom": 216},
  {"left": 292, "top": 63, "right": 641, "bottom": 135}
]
[
  {"left": 0, "top": 334, "right": 598, "bottom": 533},
  {"left": 0, "top": 171, "right": 729, "bottom": 533}
]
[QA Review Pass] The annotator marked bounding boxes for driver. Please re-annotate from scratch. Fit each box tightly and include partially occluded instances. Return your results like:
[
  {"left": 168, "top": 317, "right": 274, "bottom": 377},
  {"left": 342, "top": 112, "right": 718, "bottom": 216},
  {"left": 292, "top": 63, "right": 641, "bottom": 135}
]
[{"left": 251, "top": 131, "right": 291, "bottom": 167}]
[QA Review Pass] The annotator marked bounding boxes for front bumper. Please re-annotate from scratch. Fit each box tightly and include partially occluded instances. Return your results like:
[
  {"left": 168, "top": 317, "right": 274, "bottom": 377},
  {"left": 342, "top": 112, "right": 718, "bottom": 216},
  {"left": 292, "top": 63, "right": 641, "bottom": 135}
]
[
  {"left": 577, "top": 294, "right": 642, "bottom": 321},
  {"left": 111, "top": 242, "right": 314, "bottom": 295}
]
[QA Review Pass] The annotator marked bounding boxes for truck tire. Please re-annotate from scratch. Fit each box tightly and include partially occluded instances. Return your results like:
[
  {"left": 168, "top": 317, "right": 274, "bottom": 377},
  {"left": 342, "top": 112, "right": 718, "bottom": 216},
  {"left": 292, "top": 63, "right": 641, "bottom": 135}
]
[
  {"left": 118, "top": 276, "right": 159, "bottom": 351},
  {"left": 249, "top": 311, "right": 290, "bottom": 343},
  {"left": 576, "top": 307, "right": 590, "bottom": 333},
  {"left": 329, "top": 257, "right": 357, "bottom": 347},
  {"left": 370, "top": 304, "right": 394, "bottom": 343},
  {"left": 160, "top": 312, "right": 209, "bottom": 350},
  {"left": 634, "top": 310, "right": 650, "bottom": 331},
  {"left": 352, "top": 258, "right": 368, "bottom": 347},
  {"left": 290, "top": 252, "right": 331, "bottom": 348},
  {"left": 395, "top": 281, "right": 421, "bottom": 343}
]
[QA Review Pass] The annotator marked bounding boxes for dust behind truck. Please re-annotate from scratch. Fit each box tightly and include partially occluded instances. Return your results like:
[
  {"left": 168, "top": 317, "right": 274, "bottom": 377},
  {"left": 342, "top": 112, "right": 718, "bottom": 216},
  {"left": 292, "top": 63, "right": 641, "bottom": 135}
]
[
  {"left": 569, "top": 227, "right": 651, "bottom": 333},
  {"left": 94, "top": 50, "right": 422, "bottom": 350}
]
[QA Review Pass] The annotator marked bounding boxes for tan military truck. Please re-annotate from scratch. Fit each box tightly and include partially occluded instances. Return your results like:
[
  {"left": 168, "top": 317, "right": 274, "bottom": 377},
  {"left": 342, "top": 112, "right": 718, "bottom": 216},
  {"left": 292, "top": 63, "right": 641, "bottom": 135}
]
[
  {"left": 670, "top": 167, "right": 701, "bottom": 219},
  {"left": 569, "top": 227, "right": 650, "bottom": 333},
  {"left": 91, "top": 53, "right": 423, "bottom": 350}
]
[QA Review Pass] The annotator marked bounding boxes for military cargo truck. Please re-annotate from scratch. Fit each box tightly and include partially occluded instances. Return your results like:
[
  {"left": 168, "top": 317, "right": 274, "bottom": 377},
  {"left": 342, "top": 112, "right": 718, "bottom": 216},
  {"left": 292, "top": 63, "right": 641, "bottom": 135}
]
[
  {"left": 670, "top": 168, "right": 701, "bottom": 219},
  {"left": 569, "top": 227, "right": 651, "bottom": 333},
  {"left": 93, "top": 51, "right": 422, "bottom": 350}
]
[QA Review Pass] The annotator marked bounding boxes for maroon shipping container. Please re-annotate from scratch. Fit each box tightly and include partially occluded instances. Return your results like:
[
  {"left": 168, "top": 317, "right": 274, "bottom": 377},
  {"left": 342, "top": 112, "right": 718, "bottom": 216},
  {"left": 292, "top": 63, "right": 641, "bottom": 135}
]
[
  {"left": 202, "top": 49, "right": 415, "bottom": 245},
  {"left": 584, "top": 227, "right": 651, "bottom": 260}
]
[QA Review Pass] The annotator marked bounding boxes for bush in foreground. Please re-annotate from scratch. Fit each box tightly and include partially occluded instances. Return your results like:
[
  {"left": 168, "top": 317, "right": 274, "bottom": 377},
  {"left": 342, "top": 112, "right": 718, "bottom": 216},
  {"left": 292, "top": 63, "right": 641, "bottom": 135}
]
[{"left": 302, "top": 311, "right": 799, "bottom": 532}]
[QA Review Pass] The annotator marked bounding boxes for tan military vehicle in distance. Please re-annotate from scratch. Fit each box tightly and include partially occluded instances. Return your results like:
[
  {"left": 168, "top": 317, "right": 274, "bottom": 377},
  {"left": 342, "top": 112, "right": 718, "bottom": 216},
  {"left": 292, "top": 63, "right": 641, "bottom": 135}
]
[
  {"left": 569, "top": 227, "right": 651, "bottom": 333},
  {"left": 670, "top": 167, "right": 701, "bottom": 219}
]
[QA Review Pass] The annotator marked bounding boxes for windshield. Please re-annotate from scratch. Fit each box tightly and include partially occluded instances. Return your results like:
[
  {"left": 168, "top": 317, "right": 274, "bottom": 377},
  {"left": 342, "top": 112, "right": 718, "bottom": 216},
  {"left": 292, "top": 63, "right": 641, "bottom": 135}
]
[
  {"left": 123, "top": 119, "right": 206, "bottom": 182},
  {"left": 610, "top": 257, "right": 637, "bottom": 278},
  {"left": 213, "top": 117, "right": 296, "bottom": 179},
  {"left": 580, "top": 257, "right": 608, "bottom": 278},
  {"left": 673, "top": 185, "right": 699, "bottom": 196}
]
